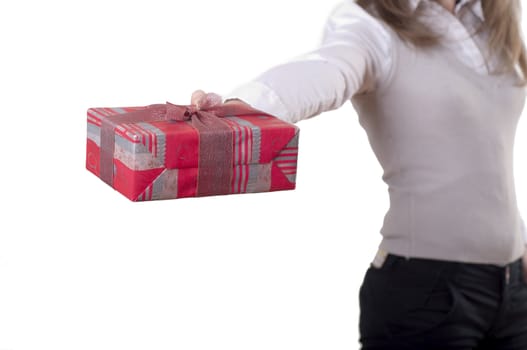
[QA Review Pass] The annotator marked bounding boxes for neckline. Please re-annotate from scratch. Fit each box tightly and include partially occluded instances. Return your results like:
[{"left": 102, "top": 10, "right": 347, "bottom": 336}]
[{"left": 420, "top": 0, "right": 489, "bottom": 75}]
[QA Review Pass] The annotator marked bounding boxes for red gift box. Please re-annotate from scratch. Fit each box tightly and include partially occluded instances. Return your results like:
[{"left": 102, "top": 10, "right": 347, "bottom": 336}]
[{"left": 86, "top": 102, "right": 299, "bottom": 201}]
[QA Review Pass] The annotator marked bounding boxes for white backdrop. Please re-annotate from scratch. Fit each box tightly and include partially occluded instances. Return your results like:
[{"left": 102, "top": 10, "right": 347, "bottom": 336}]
[{"left": 0, "top": 1, "right": 526, "bottom": 349}]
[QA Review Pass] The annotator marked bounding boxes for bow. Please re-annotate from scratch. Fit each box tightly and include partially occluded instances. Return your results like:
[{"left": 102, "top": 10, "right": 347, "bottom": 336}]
[{"left": 144, "top": 101, "right": 269, "bottom": 122}]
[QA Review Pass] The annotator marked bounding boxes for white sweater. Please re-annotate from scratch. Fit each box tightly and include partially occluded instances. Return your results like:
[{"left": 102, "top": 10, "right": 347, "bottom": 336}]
[{"left": 222, "top": 0, "right": 527, "bottom": 265}]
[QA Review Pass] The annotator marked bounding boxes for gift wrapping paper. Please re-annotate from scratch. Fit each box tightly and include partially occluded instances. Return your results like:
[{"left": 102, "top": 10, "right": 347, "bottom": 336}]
[{"left": 86, "top": 102, "right": 299, "bottom": 201}]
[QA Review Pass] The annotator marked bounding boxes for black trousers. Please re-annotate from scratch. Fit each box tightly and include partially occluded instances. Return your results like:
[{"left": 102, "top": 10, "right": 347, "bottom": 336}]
[{"left": 359, "top": 253, "right": 527, "bottom": 349}]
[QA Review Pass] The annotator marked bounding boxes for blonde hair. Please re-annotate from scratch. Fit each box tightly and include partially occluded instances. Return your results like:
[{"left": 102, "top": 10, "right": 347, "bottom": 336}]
[{"left": 355, "top": 0, "right": 527, "bottom": 86}]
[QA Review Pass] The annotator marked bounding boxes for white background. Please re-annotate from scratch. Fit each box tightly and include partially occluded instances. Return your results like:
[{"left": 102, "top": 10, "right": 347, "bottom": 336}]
[{"left": 1, "top": 1, "right": 526, "bottom": 349}]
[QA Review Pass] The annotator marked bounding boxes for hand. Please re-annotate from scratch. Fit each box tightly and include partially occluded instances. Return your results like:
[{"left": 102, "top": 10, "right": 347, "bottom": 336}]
[
  {"left": 523, "top": 247, "right": 527, "bottom": 284},
  {"left": 191, "top": 90, "right": 251, "bottom": 109}
]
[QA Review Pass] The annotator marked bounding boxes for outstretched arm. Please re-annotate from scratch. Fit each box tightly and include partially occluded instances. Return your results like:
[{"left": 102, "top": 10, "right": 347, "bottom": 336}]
[{"left": 222, "top": 1, "right": 394, "bottom": 124}]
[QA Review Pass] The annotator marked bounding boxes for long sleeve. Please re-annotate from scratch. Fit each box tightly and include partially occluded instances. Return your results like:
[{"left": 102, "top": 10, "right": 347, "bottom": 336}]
[{"left": 221, "top": 0, "right": 394, "bottom": 124}]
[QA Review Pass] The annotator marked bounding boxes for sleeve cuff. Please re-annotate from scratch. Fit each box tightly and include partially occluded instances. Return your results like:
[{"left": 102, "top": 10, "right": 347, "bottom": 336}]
[{"left": 222, "top": 80, "right": 293, "bottom": 123}]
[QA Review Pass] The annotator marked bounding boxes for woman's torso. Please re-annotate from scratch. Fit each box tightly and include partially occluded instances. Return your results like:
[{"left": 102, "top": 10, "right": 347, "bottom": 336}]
[{"left": 351, "top": 3, "right": 526, "bottom": 265}]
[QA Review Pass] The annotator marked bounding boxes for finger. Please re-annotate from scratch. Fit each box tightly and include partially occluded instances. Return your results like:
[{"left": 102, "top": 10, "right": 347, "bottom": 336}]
[{"left": 191, "top": 90, "right": 206, "bottom": 106}]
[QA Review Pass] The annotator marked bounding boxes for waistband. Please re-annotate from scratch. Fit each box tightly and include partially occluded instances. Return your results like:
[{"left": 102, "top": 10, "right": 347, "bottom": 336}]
[{"left": 380, "top": 251, "right": 524, "bottom": 286}]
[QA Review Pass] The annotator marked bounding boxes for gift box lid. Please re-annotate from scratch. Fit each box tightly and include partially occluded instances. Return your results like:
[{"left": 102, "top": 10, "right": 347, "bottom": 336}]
[{"left": 87, "top": 104, "right": 299, "bottom": 168}]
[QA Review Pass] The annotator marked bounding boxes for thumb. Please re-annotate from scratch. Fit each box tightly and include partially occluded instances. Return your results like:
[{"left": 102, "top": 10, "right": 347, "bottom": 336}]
[{"left": 191, "top": 90, "right": 207, "bottom": 106}]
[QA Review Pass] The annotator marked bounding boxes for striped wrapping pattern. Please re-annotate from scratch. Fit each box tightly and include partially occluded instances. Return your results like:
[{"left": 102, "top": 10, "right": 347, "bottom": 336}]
[{"left": 86, "top": 106, "right": 300, "bottom": 201}]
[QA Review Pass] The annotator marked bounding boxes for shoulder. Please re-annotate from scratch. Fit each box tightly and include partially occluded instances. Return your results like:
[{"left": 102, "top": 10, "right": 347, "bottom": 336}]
[
  {"left": 327, "top": 0, "right": 372, "bottom": 16},
  {"left": 323, "top": 1, "right": 400, "bottom": 94},
  {"left": 323, "top": 0, "right": 394, "bottom": 46}
]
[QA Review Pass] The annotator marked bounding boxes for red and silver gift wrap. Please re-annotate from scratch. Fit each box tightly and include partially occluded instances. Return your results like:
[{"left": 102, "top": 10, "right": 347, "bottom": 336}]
[{"left": 86, "top": 102, "right": 300, "bottom": 201}]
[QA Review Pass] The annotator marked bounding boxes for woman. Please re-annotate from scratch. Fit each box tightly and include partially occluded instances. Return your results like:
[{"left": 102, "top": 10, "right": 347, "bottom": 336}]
[{"left": 193, "top": 0, "right": 527, "bottom": 348}]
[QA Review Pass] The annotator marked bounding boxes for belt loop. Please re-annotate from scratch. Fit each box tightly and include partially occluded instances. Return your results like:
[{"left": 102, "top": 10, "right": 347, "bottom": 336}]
[{"left": 505, "top": 265, "right": 511, "bottom": 285}]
